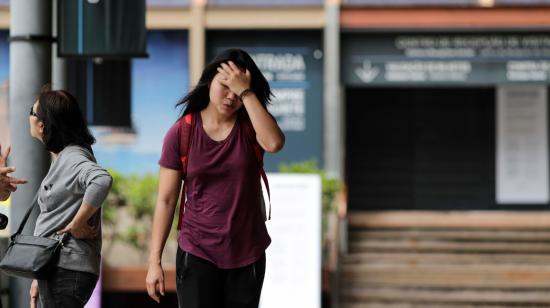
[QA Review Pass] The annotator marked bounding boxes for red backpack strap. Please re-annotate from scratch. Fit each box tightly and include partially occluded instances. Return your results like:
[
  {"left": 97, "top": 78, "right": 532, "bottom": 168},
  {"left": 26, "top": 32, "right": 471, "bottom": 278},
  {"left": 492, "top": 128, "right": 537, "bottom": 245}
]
[
  {"left": 260, "top": 168, "right": 271, "bottom": 220},
  {"left": 243, "top": 116, "right": 272, "bottom": 220},
  {"left": 177, "top": 113, "right": 194, "bottom": 230}
]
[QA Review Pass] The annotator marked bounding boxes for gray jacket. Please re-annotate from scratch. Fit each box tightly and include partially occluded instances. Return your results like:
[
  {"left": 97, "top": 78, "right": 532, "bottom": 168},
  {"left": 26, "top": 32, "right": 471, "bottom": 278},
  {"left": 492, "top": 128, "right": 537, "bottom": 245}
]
[{"left": 34, "top": 145, "right": 112, "bottom": 275}]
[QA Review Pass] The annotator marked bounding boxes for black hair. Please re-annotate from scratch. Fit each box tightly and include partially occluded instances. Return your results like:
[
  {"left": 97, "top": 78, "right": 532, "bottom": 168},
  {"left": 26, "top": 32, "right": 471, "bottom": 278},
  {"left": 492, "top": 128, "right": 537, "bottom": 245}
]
[
  {"left": 176, "top": 48, "right": 272, "bottom": 117},
  {"left": 36, "top": 89, "right": 96, "bottom": 154}
]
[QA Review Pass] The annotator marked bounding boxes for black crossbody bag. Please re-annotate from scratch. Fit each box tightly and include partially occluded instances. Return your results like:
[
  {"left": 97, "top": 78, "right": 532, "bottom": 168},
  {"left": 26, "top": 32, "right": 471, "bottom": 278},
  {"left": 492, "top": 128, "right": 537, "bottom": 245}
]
[{"left": 0, "top": 192, "right": 67, "bottom": 279}]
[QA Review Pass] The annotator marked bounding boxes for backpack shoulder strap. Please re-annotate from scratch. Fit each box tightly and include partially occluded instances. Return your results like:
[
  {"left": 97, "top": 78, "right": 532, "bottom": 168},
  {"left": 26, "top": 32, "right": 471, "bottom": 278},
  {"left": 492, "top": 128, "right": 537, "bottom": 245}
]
[
  {"left": 177, "top": 113, "right": 195, "bottom": 230},
  {"left": 242, "top": 115, "right": 272, "bottom": 220},
  {"left": 179, "top": 113, "right": 194, "bottom": 177}
]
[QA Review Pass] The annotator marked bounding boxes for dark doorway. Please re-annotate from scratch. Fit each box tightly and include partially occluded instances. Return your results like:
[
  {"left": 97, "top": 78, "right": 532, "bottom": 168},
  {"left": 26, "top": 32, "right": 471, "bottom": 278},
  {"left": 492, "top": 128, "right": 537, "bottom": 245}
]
[{"left": 346, "top": 87, "right": 499, "bottom": 211}]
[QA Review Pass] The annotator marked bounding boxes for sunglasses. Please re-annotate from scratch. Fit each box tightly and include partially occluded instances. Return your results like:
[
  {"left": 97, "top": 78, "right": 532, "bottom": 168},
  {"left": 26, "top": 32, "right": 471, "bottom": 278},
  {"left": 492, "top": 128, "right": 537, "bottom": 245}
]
[{"left": 29, "top": 105, "right": 39, "bottom": 118}]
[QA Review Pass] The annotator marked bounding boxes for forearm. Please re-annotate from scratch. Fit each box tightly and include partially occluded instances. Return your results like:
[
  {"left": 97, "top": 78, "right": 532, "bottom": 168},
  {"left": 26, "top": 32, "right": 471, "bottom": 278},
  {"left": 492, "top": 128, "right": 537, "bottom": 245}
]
[
  {"left": 71, "top": 204, "right": 99, "bottom": 226},
  {"left": 242, "top": 94, "right": 285, "bottom": 153},
  {"left": 73, "top": 174, "right": 111, "bottom": 226},
  {"left": 149, "top": 167, "right": 183, "bottom": 265},
  {"left": 148, "top": 199, "right": 178, "bottom": 265}
]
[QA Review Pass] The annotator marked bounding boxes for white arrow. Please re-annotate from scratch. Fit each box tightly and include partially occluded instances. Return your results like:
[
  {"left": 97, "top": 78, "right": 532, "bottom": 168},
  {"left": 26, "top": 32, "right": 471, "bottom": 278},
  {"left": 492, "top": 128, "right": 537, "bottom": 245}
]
[{"left": 355, "top": 60, "right": 380, "bottom": 83}]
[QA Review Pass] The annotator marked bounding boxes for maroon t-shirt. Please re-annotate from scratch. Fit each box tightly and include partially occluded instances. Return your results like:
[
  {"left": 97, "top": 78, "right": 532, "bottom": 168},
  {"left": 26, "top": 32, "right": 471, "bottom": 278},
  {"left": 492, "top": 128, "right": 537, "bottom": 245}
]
[{"left": 159, "top": 112, "right": 271, "bottom": 269}]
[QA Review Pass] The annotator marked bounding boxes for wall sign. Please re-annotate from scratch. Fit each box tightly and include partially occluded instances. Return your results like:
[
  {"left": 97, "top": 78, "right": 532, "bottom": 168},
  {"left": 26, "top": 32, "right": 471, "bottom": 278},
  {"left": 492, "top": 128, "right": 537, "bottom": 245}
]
[{"left": 343, "top": 33, "right": 550, "bottom": 85}]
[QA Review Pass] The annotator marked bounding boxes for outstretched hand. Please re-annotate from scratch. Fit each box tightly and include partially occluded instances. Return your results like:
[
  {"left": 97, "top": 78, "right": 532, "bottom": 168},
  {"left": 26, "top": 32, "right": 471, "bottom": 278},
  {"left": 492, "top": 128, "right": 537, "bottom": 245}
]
[
  {"left": 0, "top": 167, "right": 27, "bottom": 190},
  {"left": 0, "top": 145, "right": 28, "bottom": 201}
]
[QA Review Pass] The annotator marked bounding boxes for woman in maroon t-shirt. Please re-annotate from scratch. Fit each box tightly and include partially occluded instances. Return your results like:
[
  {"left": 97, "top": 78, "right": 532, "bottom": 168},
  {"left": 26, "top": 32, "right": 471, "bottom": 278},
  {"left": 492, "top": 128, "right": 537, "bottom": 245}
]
[{"left": 146, "top": 49, "right": 284, "bottom": 308}]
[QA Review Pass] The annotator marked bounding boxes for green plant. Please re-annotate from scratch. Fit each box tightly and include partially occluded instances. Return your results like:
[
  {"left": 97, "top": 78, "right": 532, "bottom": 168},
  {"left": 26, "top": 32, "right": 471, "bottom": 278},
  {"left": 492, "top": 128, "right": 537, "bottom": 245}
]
[
  {"left": 122, "top": 225, "right": 149, "bottom": 251},
  {"left": 102, "top": 171, "right": 161, "bottom": 259},
  {"left": 279, "top": 159, "right": 342, "bottom": 215},
  {"left": 103, "top": 169, "right": 126, "bottom": 225},
  {"left": 124, "top": 174, "right": 158, "bottom": 219}
]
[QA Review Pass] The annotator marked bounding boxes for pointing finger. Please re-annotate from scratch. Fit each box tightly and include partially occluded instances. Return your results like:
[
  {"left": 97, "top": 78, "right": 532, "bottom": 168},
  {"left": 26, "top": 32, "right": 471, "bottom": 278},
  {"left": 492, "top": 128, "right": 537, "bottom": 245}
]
[{"left": 8, "top": 177, "right": 28, "bottom": 185}]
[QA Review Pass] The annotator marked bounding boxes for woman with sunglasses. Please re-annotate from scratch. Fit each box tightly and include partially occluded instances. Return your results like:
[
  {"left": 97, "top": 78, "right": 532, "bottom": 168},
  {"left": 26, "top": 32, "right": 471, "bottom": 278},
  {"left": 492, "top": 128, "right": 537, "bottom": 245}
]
[{"left": 27, "top": 89, "right": 112, "bottom": 308}]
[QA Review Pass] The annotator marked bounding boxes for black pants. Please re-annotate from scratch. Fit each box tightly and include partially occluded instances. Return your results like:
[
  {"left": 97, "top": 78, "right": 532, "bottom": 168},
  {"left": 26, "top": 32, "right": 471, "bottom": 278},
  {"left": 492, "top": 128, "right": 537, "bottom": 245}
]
[
  {"left": 37, "top": 268, "right": 98, "bottom": 308},
  {"left": 176, "top": 248, "right": 266, "bottom": 308}
]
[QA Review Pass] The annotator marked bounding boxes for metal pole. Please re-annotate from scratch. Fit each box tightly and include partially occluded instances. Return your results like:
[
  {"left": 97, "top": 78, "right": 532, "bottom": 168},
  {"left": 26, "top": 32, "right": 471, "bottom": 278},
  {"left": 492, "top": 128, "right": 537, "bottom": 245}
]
[
  {"left": 323, "top": 0, "right": 343, "bottom": 180},
  {"left": 8, "top": 0, "right": 52, "bottom": 307},
  {"left": 52, "top": 0, "right": 67, "bottom": 91}
]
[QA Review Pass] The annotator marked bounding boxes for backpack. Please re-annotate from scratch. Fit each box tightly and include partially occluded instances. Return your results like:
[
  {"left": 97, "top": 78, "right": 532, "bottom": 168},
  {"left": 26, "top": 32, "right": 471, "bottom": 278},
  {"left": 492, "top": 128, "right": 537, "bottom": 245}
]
[{"left": 176, "top": 112, "right": 271, "bottom": 230}]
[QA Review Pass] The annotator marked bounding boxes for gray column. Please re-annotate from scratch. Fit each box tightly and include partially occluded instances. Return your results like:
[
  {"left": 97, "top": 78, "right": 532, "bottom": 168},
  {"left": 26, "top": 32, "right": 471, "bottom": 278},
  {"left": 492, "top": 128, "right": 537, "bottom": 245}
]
[
  {"left": 9, "top": 1, "right": 52, "bottom": 307},
  {"left": 323, "top": 2, "right": 344, "bottom": 179},
  {"left": 52, "top": 0, "right": 67, "bottom": 91}
]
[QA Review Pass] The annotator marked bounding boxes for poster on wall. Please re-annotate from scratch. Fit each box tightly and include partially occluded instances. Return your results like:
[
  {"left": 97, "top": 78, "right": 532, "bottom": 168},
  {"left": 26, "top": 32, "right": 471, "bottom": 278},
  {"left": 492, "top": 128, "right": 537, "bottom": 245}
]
[
  {"left": 496, "top": 86, "right": 549, "bottom": 204},
  {"left": 261, "top": 174, "right": 321, "bottom": 308},
  {"left": 207, "top": 31, "right": 323, "bottom": 171}
]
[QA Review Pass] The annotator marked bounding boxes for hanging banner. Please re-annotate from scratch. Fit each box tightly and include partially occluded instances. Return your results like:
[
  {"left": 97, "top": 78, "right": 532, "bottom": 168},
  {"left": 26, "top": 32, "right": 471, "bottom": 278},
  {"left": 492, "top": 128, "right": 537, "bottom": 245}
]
[{"left": 496, "top": 86, "right": 549, "bottom": 204}]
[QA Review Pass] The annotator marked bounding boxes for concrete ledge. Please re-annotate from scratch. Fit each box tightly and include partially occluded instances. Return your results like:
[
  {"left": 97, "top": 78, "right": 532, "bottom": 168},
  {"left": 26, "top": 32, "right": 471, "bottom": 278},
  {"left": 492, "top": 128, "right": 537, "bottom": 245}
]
[
  {"left": 205, "top": 7, "right": 325, "bottom": 29},
  {"left": 349, "top": 211, "right": 550, "bottom": 230},
  {"left": 147, "top": 7, "right": 191, "bottom": 29}
]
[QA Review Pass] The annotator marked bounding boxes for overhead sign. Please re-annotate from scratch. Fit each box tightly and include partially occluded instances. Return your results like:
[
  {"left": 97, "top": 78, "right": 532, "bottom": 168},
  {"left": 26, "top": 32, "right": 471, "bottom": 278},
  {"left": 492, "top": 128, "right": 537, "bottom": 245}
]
[
  {"left": 59, "top": 0, "right": 147, "bottom": 58},
  {"left": 343, "top": 33, "right": 550, "bottom": 85}
]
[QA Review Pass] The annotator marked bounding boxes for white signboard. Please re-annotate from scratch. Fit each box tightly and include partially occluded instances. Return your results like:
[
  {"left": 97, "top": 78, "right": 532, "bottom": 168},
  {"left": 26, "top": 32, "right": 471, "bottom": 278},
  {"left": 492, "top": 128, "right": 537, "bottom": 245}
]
[
  {"left": 260, "top": 174, "right": 321, "bottom": 308},
  {"left": 497, "top": 86, "right": 549, "bottom": 204}
]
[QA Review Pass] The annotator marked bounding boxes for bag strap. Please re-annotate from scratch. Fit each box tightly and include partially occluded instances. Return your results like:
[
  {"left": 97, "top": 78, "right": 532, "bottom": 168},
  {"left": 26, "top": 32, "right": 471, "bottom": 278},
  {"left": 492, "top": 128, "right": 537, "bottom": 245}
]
[
  {"left": 13, "top": 190, "right": 39, "bottom": 236},
  {"left": 177, "top": 113, "right": 195, "bottom": 230},
  {"left": 244, "top": 116, "right": 272, "bottom": 220}
]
